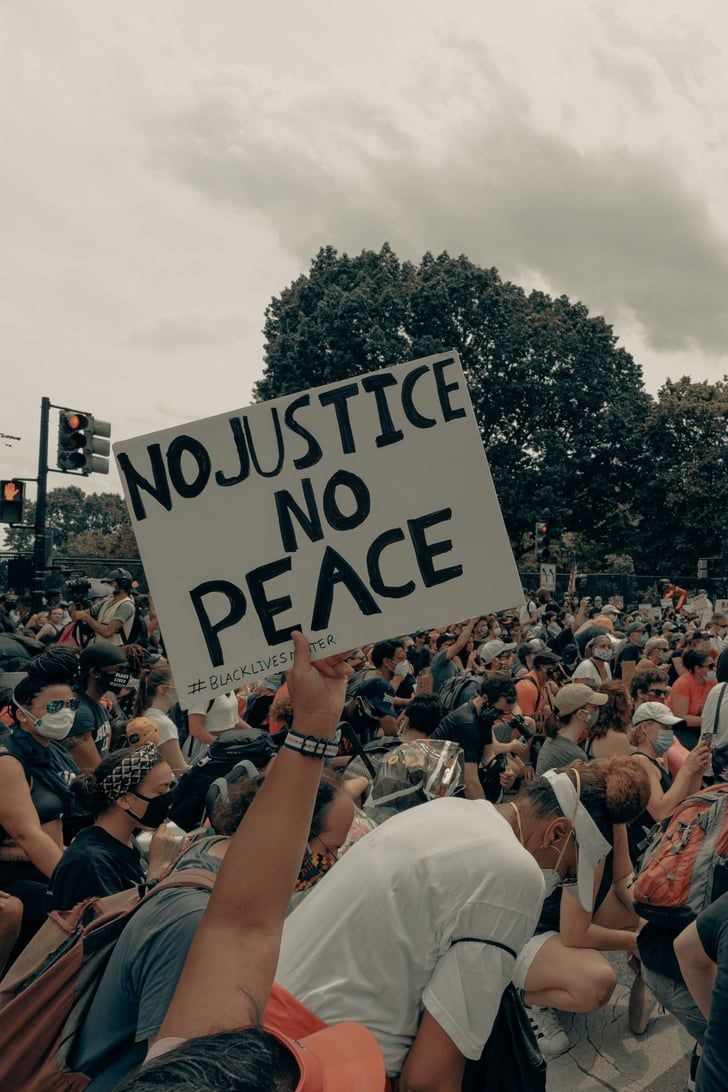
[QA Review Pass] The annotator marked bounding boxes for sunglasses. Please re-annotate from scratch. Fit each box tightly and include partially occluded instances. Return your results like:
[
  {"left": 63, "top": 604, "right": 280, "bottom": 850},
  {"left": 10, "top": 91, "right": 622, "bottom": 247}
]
[
  {"left": 647, "top": 688, "right": 669, "bottom": 698},
  {"left": 45, "top": 698, "right": 81, "bottom": 714}
]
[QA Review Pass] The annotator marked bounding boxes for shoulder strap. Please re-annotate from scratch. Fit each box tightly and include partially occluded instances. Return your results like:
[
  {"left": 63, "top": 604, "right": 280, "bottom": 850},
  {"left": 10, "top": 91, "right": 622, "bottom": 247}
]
[
  {"left": 712, "top": 683, "right": 728, "bottom": 735},
  {"left": 451, "top": 937, "right": 517, "bottom": 959},
  {"left": 138, "top": 865, "right": 217, "bottom": 907}
]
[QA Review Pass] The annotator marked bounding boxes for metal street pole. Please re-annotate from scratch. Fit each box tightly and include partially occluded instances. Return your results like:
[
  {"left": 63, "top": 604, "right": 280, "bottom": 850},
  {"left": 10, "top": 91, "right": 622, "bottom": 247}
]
[{"left": 30, "top": 397, "right": 50, "bottom": 612}]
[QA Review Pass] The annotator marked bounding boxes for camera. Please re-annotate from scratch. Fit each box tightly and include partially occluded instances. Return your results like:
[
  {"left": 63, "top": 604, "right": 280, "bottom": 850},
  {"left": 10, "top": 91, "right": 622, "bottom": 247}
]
[{"left": 61, "top": 570, "right": 92, "bottom": 607}]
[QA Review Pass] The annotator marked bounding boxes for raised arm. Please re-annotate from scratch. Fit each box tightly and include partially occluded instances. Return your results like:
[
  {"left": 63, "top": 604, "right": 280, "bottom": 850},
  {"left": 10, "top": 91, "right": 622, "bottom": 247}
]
[
  {"left": 157, "top": 631, "right": 350, "bottom": 1041},
  {"left": 446, "top": 618, "right": 478, "bottom": 661}
]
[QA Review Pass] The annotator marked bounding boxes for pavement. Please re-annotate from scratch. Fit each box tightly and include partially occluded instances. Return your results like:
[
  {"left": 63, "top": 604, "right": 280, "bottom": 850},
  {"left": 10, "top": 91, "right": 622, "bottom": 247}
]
[{"left": 545, "top": 953, "right": 694, "bottom": 1092}]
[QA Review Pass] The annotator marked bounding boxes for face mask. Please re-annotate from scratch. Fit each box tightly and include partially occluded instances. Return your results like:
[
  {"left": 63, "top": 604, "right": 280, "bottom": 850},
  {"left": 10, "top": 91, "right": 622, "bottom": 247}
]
[
  {"left": 19, "top": 705, "right": 75, "bottom": 741},
  {"left": 541, "top": 868, "right": 562, "bottom": 899},
  {"left": 126, "top": 788, "right": 174, "bottom": 829},
  {"left": 593, "top": 648, "right": 612, "bottom": 662},
  {"left": 101, "top": 669, "right": 131, "bottom": 695},
  {"left": 634, "top": 633, "right": 646, "bottom": 646},
  {"left": 654, "top": 728, "right": 674, "bottom": 754},
  {"left": 707, "top": 670, "right": 717, "bottom": 681},
  {"left": 582, "top": 707, "right": 599, "bottom": 729},
  {"left": 354, "top": 703, "right": 380, "bottom": 732},
  {"left": 565, "top": 614, "right": 575, "bottom": 626},
  {"left": 548, "top": 623, "right": 561, "bottom": 637}
]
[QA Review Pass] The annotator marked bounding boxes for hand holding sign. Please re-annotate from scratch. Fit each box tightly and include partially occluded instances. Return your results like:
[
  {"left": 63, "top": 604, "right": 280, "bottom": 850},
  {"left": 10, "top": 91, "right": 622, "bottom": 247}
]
[{"left": 285, "top": 630, "right": 353, "bottom": 736}]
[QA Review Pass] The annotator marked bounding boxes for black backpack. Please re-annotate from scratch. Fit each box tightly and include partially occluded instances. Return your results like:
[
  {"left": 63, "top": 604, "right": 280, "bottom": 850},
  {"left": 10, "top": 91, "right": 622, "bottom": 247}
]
[
  {"left": 169, "top": 728, "right": 278, "bottom": 831},
  {"left": 437, "top": 673, "right": 481, "bottom": 715}
]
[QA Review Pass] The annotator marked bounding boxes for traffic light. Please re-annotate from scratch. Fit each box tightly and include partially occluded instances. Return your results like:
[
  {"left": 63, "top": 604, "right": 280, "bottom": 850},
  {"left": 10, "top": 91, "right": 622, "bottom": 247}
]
[
  {"left": 535, "top": 520, "right": 551, "bottom": 563},
  {"left": 56, "top": 409, "right": 111, "bottom": 475},
  {"left": 698, "top": 558, "right": 709, "bottom": 580},
  {"left": 0, "top": 479, "right": 25, "bottom": 523}
]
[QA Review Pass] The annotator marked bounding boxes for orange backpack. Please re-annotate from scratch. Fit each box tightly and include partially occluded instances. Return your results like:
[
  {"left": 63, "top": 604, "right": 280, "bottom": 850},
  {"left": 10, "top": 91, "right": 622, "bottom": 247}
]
[
  {"left": 632, "top": 783, "right": 728, "bottom": 928},
  {"left": 0, "top": 868, "right": 216, "bottom": 1092}
]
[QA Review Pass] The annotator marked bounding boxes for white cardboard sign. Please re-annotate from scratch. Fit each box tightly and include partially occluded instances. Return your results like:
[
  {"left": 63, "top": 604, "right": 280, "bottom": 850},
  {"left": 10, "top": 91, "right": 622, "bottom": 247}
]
[{"left": 113, "top": 352, "right": 522, "bottom": 707}]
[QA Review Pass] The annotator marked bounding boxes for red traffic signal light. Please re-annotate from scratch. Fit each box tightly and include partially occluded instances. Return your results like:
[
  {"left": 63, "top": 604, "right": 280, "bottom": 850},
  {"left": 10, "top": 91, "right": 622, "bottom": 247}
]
[{"left": 57, "top": 409, "right": 111, "bottom": 475}]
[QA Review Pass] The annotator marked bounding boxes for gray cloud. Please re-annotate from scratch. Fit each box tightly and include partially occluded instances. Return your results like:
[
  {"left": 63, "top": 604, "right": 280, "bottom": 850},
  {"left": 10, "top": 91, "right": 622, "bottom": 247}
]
[
  {"left": 144, "top": 42, "right": 728, "bottom": 355},
  {"left": 129, "top": 309, "right": 250, "bottom": 350}
]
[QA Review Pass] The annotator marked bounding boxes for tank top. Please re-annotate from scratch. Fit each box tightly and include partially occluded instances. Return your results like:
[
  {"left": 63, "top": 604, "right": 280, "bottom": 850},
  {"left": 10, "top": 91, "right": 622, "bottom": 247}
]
[{"left": 628, "top": 753, "right": 672, "bottom": 863}]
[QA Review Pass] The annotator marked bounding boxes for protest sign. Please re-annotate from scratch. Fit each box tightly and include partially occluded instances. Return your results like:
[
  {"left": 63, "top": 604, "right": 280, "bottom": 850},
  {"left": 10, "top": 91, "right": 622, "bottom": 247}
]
[
  {"left": 639, "top": 603, "right": 654, "bottom": 622},
  {"left": 715, "top": 600, "right": 728, "bottom": 616},
  {"left": 114, "top": 352, "right": 522, "bottom": 707},
  {"left": 660, "top": 598, "right": 673, "bottom": 610}
]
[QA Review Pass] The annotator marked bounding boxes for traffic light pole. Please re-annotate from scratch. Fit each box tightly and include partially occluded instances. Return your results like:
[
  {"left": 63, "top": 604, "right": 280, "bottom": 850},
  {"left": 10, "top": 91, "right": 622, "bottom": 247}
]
[{"left": 30, "top": 396, "right": 50, "bottom": 612}]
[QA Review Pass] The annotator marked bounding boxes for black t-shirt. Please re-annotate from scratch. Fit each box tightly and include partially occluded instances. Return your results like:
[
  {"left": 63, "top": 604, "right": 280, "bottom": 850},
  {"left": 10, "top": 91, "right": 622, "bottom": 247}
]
[
  {"left": 667, "top": 651, "right": 682, "bottom": 687},
  {"left": 431, "top": 701, "right": 492, "bottom": 764},
  {"left": 637, "top": 922, "right": 683, "bottom": 984},
  {"left": 616, "top": 643, "right": 641, "bottom": 679},
  {"left": 696, "top": 893, "right": 728, "bottom": 1092},
  {"left": 47, "top": 825, "right": 144, "bottom": 912},
  {"left": 68, "top": 691, "right": 112, "bottom": 758}
]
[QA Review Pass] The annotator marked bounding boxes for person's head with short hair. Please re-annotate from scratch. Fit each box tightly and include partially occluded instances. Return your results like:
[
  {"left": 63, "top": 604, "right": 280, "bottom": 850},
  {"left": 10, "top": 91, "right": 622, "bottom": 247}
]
[
  {"left": 626, "top": 621, "right": 647, "bottom": 646},
  {"left": 687, "top": 631, "right": 709, "bottom": 652},
  {"left": 642, "top": 636, "right": 669, "bottom": 668},
  {"left": 532, "top": 650, "right": 562, "bottom": 681},
  {"left": 630, "top": 669, "right": 669, "bottom": 706},
  {"left": 435, "top": 632, "right": 456, "bottom": 652},
  {"left": 478, "top": 674, "right": 517, "bottom": 712},
  {"left": 370, "top": 639, "right": 405, "bottom": 677},
  {"left": 399, "top": 693, "right": 443, "bottom": 739}
]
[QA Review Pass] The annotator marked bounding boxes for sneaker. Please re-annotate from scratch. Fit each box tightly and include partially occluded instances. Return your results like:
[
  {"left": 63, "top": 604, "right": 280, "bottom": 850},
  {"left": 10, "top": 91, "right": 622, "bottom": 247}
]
[
  {"left": 527, "top": 1006, "right": 570, "bottom": 1056},
  {"left": 687, "top": 1044, "right": 700, "bottom": 1092},
  {"left": 628, "top": 970, "right": 657, "bottom": 1035}
]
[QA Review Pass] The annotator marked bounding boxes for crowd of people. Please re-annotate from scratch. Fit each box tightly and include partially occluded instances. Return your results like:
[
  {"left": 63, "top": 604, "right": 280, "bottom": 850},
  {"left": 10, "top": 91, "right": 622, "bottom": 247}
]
[{"left": 0, "top": 572, "right": 726, "bottom": 1091}]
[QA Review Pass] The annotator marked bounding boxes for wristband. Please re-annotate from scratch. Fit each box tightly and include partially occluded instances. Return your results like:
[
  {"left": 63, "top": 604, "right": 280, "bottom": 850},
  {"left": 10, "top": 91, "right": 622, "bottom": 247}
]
[{"left": 283, "top": 729, "right": 340, "bottom": 760}]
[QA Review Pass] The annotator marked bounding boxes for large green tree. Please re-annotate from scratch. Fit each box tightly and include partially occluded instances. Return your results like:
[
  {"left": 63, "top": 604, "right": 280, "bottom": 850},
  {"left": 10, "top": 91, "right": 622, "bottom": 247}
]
[
  {"left": 632, "top": 377, "right": 728, "bottom": 574},
  {"left": 256, "top": 245, "right": 650, "bottom": 564},
  {"left": 4, "top": 486, "right": 138, "bottom": 559}
]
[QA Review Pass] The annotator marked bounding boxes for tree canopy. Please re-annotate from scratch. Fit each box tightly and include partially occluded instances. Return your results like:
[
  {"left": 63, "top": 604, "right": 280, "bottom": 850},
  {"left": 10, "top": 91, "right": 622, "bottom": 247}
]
[{"left": 4, "top": 486, "right": 139, "bottom": 560}]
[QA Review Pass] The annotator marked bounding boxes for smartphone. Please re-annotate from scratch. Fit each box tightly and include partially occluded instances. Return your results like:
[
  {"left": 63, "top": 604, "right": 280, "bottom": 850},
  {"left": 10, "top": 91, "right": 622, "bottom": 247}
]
[{"left": 703, "top": 730, "right": 714, "bottom": 752}]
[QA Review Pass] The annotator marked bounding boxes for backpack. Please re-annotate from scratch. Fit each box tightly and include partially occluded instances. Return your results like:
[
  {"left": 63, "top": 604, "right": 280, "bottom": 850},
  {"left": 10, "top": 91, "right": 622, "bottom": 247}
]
[
  {"left": 169, "top": 728, "right": 278, "bottom": 831},
  {"left": 0, "top": 868, "right": 216, "bottom": 1092},
  {"left": 437, "top": 672, "right": 481, "bottom": 715},
  {"left": 632, "top": 783, "right": 728, "bottom": 928}
]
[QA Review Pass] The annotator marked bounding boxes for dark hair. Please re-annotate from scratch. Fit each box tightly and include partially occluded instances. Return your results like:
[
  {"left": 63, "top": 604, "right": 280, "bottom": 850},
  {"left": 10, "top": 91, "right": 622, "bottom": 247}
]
[
  {"left": 589, "top": 681, "right": 631, "bottom": 741},
  {"left": 684, "top": 649, "right": 711, "bottom": 672},
  {"left": 309, "top": 767, "right": 342, "bottom": 841},
  {"left": 114, "top": 1027, "right": 299, "bottom": 1091},
  {"left": 72, "top": 747, "right": 164, "bottom": 818},
  {"left": 716, "top": 648, "right": 728, "bottom": 685},
  {"left": 516, "top": 756, "right": 650, "bottom": 834},
  {"left": 435, "top": 633, "right": 454, "bottom": 650},
  {"left": 212, "top": 775, "right": 264, "bottom": 835},
  {"left": 630, "top": 669, "right": 664, "bottom": 701},
  {"left": 479, "top": 675, "right": 516, "bottom": 705},
  {"left": 13, "top": 647, "right": 78, "bottom": 712},
  {"left": 404, "top": 693, "right": 443, "bottom": 737},
  {"left": 134, "top": 661, "right": 173, "bottom": 717},
  {"left": 371, "top": 640, "right": 403, "bottom": 668}
]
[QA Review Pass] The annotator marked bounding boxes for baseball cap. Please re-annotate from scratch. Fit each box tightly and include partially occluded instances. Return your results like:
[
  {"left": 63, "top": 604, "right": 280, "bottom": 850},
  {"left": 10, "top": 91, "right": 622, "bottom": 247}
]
[
  {"left": 601, "top": 604, "right": 621, "bottom": 615},
  {"left": 533, "top": 650, "right": 562, "bottom": 668},
  {"left": 435, "top": 632, "right": 456, "bottom": 649},
  {"left": 358, "top": 678, "right": 396, "bottom": 718},
  {"left": 554, "top": 683, "right": 608, "bottom": 716},
  {"left": 543, "top": 768, "right": 612, "bottom": 913},
  {"left": 632, "top": 702, "right": 684, "bottom": 728},
  {"left": 626, "top": 622, "right": 646, "bottom": 635},
  {"left": 263, "top": 1020, "right": 385, "bottom": 1090},
  {"left": 479, "top": 638, "right": 517, "bottom": 663},
  {"left": 79, "top": 644, "right": 128, "bottom": 673}
]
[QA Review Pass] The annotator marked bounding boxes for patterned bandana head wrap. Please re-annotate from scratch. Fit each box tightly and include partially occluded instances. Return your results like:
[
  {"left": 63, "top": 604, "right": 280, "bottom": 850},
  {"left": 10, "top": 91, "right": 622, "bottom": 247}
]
[{"left": 99, "top": 743, "right": 161, "bottom": 802}]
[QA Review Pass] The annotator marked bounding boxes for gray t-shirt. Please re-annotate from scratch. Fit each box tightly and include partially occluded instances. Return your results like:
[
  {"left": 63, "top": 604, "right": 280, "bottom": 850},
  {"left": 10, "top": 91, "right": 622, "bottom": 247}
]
[
  {"left": 431, "top": 649, "right": 459, "bottom": 692},
  {"left": 73, "top": 836, "right": 223, "bottom": 1090},
  {"left": 535, "top": 735, "right": 586, "bottom": 777}
]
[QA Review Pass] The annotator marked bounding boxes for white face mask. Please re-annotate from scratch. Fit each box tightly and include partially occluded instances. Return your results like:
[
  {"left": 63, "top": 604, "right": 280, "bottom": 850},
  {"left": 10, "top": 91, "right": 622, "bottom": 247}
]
[
  {"left": 541, "top": 868, "right": 562, "bottom": 899},
  {"left": 593, "top": 648, "right": 612, "bottom": 662},
  {"left": 18, "top": 705, "right": 75, "bottom": 741}
]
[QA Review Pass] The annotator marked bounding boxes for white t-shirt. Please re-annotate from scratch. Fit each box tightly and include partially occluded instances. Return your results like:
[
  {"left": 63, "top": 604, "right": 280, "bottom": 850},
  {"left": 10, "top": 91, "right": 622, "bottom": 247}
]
[
  {"left": 142, "top": 706, "right": 180, "bottom": 745},
  {"left": 572, "top": 659, "right": 612, "bottom": 688},
  {"left": 186, "top": 691, "right": 239, "bottom": 734},
  {"left": 701, "top": 682, "right": 728, "bottom": 749},
  {"left": 519, "top": 600, "right": 537, "bottom": 625},
  {"left": 277, "top": 798, "right": 545, "bottom": 1076}
]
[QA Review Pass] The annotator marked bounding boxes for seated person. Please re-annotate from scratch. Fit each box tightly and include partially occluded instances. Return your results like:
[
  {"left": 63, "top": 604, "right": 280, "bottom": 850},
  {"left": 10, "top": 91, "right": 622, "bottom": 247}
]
[
  {"left": 47, "top": 745, "right": 179, "bottom": 912},
  {"left": 431, "top": 676, "right": 528, "bottom": 799},
  {"left": 535, "top": 684, "right": 607, "bottom": 776}
]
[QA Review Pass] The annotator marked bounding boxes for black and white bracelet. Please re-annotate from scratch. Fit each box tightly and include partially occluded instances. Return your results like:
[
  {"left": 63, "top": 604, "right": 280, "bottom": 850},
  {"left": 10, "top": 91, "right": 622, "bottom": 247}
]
[{"left": 283, "top": 729, "right": 340, "bottom": 760}]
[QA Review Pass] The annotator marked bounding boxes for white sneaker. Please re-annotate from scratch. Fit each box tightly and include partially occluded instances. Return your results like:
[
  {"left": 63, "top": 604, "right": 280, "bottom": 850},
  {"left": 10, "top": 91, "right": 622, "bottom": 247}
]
[{"left": 528, "top": 1006, "right": 570, "bottom": 1056}]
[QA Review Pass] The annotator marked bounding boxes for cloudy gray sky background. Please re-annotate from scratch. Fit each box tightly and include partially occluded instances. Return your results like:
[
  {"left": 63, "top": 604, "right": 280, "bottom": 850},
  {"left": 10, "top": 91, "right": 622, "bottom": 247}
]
[{"left": 2, "top": 0, "right": 728, "bottom": 494}]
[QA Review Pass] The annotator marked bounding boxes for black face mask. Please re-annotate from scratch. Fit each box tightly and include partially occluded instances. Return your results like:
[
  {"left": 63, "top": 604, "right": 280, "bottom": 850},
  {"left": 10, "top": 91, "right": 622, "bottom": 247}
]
[
  {"left": 101, "top": 669, "right": 131, "bottom": 695},
  {"left": 127, "top": 788, "right": 174, "bottom": 829}
]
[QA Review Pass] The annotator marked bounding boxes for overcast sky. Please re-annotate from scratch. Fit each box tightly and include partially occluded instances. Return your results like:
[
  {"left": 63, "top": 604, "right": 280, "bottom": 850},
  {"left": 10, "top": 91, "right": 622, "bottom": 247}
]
[{"left": 2, "top": 0, "right": 728, "bottom": 495}]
